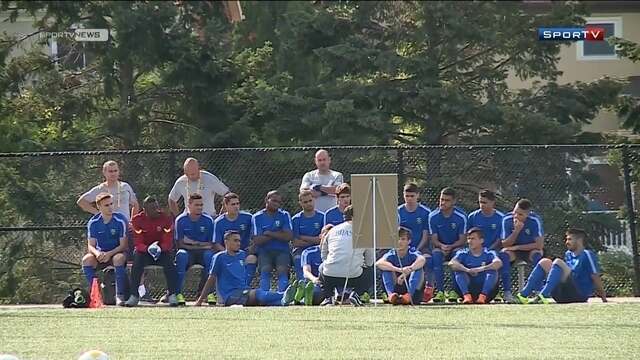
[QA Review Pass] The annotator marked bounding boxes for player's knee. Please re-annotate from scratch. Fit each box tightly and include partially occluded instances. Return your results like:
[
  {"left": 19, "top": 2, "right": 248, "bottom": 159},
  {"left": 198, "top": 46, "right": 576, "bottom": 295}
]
[
  {"left": 176, "top": 249, "right": 188, "bottom": 260},
  {"left": 82, "top": 253, "right": 97, "bottom": 266},
  {"left": 112, "top": 253, "right": 126, "bottom": 266},
  {"left": 552, "top": 258, "right": 566, "bottom": 266},
  {"left": 246, "top": 255, "right": 257, "bottom": 264},
  {"left": 539, "top": 258, "right": 552, "bottom": 267}
]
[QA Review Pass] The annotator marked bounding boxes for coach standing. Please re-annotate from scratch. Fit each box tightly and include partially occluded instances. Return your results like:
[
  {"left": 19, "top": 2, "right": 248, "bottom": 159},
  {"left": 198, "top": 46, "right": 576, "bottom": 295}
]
[
  {"left": 300, "top": 149, "right": 344, "bottom": 213},
  {"left": 169, "top": 157, "right": 230, "bottom": 216}
]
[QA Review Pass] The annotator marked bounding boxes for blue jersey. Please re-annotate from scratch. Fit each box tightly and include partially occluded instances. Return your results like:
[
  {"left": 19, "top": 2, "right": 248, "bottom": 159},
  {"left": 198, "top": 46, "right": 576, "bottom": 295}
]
[
  {"left": 324, "top": 206, "right": 345, "bottom": 226},
  {"left": 428, "top": 208, "right": 467, "bottom": 245},
  {"left": 501, "top": 212, "right": 544, "bottom": 245},
  {"left": 175, "top": 213, "right": 215, "bottom": 243},
  {"left": 452, "top": 247, "right": 499, "bottom": 268},
  {"left": 214, "top": 212, "right": 253, "bottom": 250},
  {"left": 209, "top": 250, "right": 249, "bottom": 303},
  {"left": 565, "top": 249, "right": 600, "bottom": 297},
  {"left": 292, "top": 210, "right": 325, "bottom": 251},
  {"left": 301, "top": 245, "right": 322, "bottom": 277},
  {"left": 468, "top": 209, "right": 504, "bottom": 248},
  {"left": 381, "top": 248, "right": 422, "bottom": 268},
  {"left": 87, "top": 213, "right": 128, "bottom": 252},
  {"left": 398, "top": 204, "right": 431, "bottom": 248},
  {"left": 252, "top": 208, "right": 292, "bottom": 253}
]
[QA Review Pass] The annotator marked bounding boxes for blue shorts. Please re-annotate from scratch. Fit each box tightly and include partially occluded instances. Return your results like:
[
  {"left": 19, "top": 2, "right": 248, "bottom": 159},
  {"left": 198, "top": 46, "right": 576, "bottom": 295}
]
[
  {"left": 225, "top": 289, "right": 250, "bottom": 306},
  {"left": 552, "top": 278, "right": 588, "bottom": 303}
]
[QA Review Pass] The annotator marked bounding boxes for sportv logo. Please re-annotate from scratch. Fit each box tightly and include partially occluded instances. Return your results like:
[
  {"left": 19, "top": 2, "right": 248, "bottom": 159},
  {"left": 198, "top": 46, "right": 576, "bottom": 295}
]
[{"left": 538, "top": 27, "right": 605, "bottom": 41}]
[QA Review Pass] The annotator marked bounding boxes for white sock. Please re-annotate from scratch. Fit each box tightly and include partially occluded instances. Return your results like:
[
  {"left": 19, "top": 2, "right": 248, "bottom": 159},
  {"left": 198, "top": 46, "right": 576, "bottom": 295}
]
[{"left": 138, "top": 284, "right": 146, "bottom": 297}]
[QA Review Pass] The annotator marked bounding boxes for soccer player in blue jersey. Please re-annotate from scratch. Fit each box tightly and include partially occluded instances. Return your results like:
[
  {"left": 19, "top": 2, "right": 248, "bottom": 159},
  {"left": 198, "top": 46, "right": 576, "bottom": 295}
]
[
  {"left": 214, "top": 193, "right": 256, "bottom": 287},
  {"left": 399, "top": 183, "right": 431, "bottom": 250},
  {"left": 376, "top": 227, "right": 426, "bottom": 305},
  {"left": 324, "top": 183, "right": 351, "bottom": 226},
  {"left": 252, "top": 190, "right": 293, "bottom": 292},
  {"left": 194, "top": 230, "right": 297, "bottom": 307},
  {"left": 291, "top": 190, "right": 324, "bottom": 281},
  {"left": 515, "top": 228, "right": 607, "bottom": 304},
  {"left": 174, "top": 193, "right": 216, "bottom": 305},
  {"left": 467, "top": 189, "right": 504, "bottom": 250},
  {"left": 428, "top": 187, "right": 467, "bottom": 303},
  {"left": 301, "top": 244, "right": 323, "bottom": 305},
  {"left": 449, "top": 227, "right": 503, "bottom": 304},
  {"left": 498, "top": 198, "right": 544, "bottom": 303},
  {"left": 82, "top": 193, "right": 129, "bottom": 306}
]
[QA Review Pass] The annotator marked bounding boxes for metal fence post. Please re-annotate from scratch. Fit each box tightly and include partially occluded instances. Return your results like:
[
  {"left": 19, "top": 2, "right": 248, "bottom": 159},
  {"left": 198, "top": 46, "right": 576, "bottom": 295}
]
[
  {"left": 622, "top": 148, "right": 640, "bottom": 296},
  {"left": 397, "top": 148, "right": 405, "bottom": 196}
]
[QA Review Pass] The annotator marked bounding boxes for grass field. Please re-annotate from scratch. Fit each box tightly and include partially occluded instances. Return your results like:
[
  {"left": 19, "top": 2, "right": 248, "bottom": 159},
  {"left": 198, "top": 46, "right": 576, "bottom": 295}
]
[{"left": 1, "top": 302, "right": 640, "bottom": 359}]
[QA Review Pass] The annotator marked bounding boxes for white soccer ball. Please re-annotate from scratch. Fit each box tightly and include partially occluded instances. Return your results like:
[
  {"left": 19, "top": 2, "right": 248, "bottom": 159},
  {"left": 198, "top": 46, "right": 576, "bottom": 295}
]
[
  {"left": 0, "top": 355, "right": 20, "bottom": 360},
  {"left": 78, "top": 350, "right": 109, "bottom": 360}
]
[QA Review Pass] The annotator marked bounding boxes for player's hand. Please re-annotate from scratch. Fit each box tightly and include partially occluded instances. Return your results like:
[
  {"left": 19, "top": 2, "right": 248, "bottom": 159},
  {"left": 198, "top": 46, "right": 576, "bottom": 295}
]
[
  {"left": 96, "top": 252, "right": 106, "bottom": 262},
  {"left": 468, "top": 268, "right": 480, "bottom": 276},
  {"left": 312, "top": 277, "right": 321, "bottom": 285},
  {"left": 513, "top": 218, "right": 525, "bottom": 232},
  {"left": 397, "top": 274, "right": 406, "bottom": 285},
  {"left": 502, "top": 246, "right": 515, "bottom": 252},
  {"left": 102, "top": 252, "right": 113, "bottom": 262},
  {"left": 401, "top": 267, "right": 413, "bottom": 275}
]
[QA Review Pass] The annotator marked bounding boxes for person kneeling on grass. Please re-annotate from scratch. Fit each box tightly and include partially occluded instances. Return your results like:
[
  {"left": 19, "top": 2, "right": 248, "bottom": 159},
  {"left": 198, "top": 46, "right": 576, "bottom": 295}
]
[
  {"left": 515, "top": 228, "right": 607, "bottom": 304},
  {"left": 448, "top": 227, "right": 502, "bottom": 304},
  {"left": 294, "top": 224, "right": 334, "bottom": 305},
  {"left": 195, "top": 230, "right": 296, "bottom": 307},
  {"left": 376, "top": 227, "right": 426, "bottom": 305}
]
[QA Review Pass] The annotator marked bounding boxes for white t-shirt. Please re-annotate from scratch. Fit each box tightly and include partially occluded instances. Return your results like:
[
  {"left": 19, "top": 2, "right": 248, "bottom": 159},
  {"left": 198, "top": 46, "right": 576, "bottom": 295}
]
[
  {"left": 80, "top": 181, "right": 137, "bottom": 221},
  {"left": 300, "top": 169, "right": 344, "bottom": 213},
  {"left": 320, "top": 222, "right": 374, "bottom": 278},
  {"left": 169, "top": 170, "right": 229, "bottom": 216}
]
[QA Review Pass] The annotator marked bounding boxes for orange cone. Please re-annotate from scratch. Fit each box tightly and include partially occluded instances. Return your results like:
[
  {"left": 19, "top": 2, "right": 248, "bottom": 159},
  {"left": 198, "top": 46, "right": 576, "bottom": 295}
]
[{"left": 89, "top": 278, "right": 104, "bottom": 308}]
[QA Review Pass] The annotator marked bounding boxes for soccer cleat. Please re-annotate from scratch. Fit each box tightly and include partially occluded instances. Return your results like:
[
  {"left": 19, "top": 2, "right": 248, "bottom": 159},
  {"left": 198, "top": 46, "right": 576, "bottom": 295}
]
[
  {"left": 116, "top": 295, "right": 126, "bottom": 306},
  {"left": 168, "top": 294, "right": 178, "bottom": 307},
  {"left": 320, "top": 297, "right": 335, "bottom": 306},
  {"left": 423, "top": 285, "right": 434, "bottom": 303},
  {"left": 476, "top": 294, "right": 488, "bottom": 304},
  {"left": 176, "top": 293, "right": 186, "bottom": 306},
  {"left": 361, "top": 292, "right": 371, "bottom": 304},
  {"left": 124, "top": 295, "right": 139, "bottom": 307},
  {"left": 159, "top": 292, "right": 169, "bottom": 304},
  {"left": 530, "top": 293, "right": 551, "bottom": 305},
  {"left": 389, "top": 292, "right": 400, "bottom": 305},
  {"left": 304, "top": 281, "right": 315, "bottom": 306},
  {"left": 281, "top": 282, "right": 297, "bottom": 306},
  {"left": 381, "top": 292, "right": 389, "bottom": 304},
  {"left": 207, "top": 293, "right": 217, "bottom": 305},
  {"left": 294, "top": 280, "right": 305, "bottom": 304},
  {"left": 400, "top": 293, "right": 412, "bottom": 305},
  {"left": 433, "top": 291, "right": 446, "bottom": 303},
  {"left": 139, "top": 292, "right": 156, "bottom": 304},
  {"left": 513, "top": 292, "right": 529, "bottom": 305},
  {"left": 348, "top": 291, "right": 364, "bottom": 307},
  {"left": 503, "top": 291, "right": 516, "bottom": 304},
  {"left": 446, "top": 291, "right": 460, "bottom": 303},
  {"left": 462, "top": 294, "right": 473, "bottom": 304}
]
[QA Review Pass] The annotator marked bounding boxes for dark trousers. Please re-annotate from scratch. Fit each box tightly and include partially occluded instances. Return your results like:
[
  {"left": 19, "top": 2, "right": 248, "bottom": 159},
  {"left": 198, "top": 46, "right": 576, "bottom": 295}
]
[
  {"left": 130, "top": 252, "right": 178, "bottom": 295},
  {"left": 320, "top": 271, "right": 369, "bottom": 300}
]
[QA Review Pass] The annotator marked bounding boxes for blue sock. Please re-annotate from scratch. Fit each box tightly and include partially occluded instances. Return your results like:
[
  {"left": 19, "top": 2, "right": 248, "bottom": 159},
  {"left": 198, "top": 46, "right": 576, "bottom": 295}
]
[
  {"left": 408, "top": 269, "right": 423, "bottom": 295},
  {"left": 202, "top": 250, "right": 214, "bottom": 294},
  {"left": 277, "top": 273, "right": 289, "bottom": 292},
  {"left": 498, "top": 252, "right": 512, "bottom": 293},
  {"left": 260, "top": 271, "right": 272, "bottom": 291},
  {"left": 424, "top": 257, "right": 434, "bottom": 286},
  {"left": 175, "top": 250, "right": 189, "bottom": 294},
  {"left": 530, "top": 252, "right": 543, "bottom": 265},
  {"left": 255, "top": 289, "right": 284, "bottom": 306},
  {"left": 541, "top": 264, "right": 564, "bottom": 297},
  {"left": 454, "top": 271, "right": 470, "bottom": 295},
  {"left": 293, "top": 256, "right": 304, "bottom": 281},
  {"left": 481, "top": 270, "right": 498, "bottom": 295},
  {"left": 520, "top": 262, "right": 547, "bottom": 297},
  {"left": 245, "top": 263, "right": 257, "bottom": 287},
  {"left": 381, "top": 271, "right": 395, "bottom": 294},
  {"left": 82, "top": 266, "right": 95, "bottom": 288},
  {"left": 432, "top": 251, "right": 444, "bottom": 292},
  {"left": 115, "top": 265, "right": 127, "bottom": 296}
]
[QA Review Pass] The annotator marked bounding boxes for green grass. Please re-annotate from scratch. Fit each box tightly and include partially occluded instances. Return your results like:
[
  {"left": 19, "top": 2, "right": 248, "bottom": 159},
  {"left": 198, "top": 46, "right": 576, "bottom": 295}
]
[{"left": 1, "top": 304, "right": 640, "bottom": 359}]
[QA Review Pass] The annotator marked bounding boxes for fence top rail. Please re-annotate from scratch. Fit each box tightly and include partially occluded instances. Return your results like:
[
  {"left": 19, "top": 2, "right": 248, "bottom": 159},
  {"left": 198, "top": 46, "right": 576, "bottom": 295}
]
[{"left": 1, "top": 144, "right": 640, "bottom": 158}]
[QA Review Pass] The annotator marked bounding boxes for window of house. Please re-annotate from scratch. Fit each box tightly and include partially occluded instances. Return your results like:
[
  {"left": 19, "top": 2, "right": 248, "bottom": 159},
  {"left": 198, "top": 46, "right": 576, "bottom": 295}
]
[{"left": 577, "top": 17, "right": 622, "bottom": 61}]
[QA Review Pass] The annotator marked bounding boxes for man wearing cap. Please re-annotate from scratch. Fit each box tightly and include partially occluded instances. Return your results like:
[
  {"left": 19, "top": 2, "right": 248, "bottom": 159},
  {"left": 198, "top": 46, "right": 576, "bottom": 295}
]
[
  {"left": 300, "top": 149, "right": 344, "bottom": 213},
  {"left": 169, "top": 157, "right": 229, "bottom": 217}
]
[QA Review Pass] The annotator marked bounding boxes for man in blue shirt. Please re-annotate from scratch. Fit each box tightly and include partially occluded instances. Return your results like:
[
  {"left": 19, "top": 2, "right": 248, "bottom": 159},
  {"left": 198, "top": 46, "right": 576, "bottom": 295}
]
[
  {"left": 291, "top": 190, "right": 324, "bottom": 281},
  {"left": 399, "top": 183, "right": 431, "bottom": 250},
  {"left": 515, "top": 228, "right": 607, "bottom": 304},
  {"left": 498, "top": 198, "right": 544, "bottom": 303},
  {"left": 214, "top": 192, "right": 256, "bottom": 287},
  {"left": 174, "top": 193, "right": 216, "bottom": 305},
  {"left": 427, "top": 187, "right": 467, "bottom": 303},
  {"left": 195, "top": 230, "right": 296, "bottom": 307},
  {"left": 376, "top": 227, "right": 426, "bottom": 305},
  {"left": 449, "top": 227, "right": 503, "bottom": 304},
  {"left": 467, "top": 189, "right": 504, "bottom": 250},
  {"left": 252, "top": 190, "right": 293, "bottom": 292},
  {"left": 301, "top": 244, "right": 323, "bottom": 305},
  {"left": 82, "top": 192, "right": 129, "bottom": 306},
  {"left": 324, "top": 183, "right": 351, "bottom": 226}
]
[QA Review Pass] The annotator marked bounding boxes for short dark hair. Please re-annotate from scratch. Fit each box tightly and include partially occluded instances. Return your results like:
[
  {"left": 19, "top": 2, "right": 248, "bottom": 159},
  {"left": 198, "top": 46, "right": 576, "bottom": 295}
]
[
  {"left": 466, "top": 227, "right": 484, "bottom": 238},
  {"left": 479, "top": 189, "right": 496, "bottom": 201},
  {"left": 336, "top": 183, "right": 351, "bottom": 196},
  {"left": 266, "top": 190, "right": 280, "bottom": 200},
  {"left": 398, "top": 227, "right": 412, "bottom": 239},
  {"left": 143, "top": 196, "right": 158, "bottom": 205},
  {"left": 566, "top": 227, "right": 587, "bottom": 241},
  {"left": 343, "top": 205, "right": 353, "bottom": 221},
  {"left": 224, "top": 192, "right": 239, "bottom": 204},
  {"left": 516, "top": 198, "right": 532, "bottom": 211},
  {"left": 224, "top": 229, "right": 241, "bottom": 241},
  {"left": 441, "top": 187, "right": 456, "bottom": 198},
  {"left": 188, "top": 193, "right": 203, "bottom": 203},
  {"left": 403, "top": 182, "right": 419, "bottom": 193}
]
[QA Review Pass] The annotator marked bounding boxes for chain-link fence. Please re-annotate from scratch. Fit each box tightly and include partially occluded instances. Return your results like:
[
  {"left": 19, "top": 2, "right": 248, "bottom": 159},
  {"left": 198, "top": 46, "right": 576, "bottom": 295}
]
[{"left": 0, "top": 145, "right": 638, "bottom": 303}]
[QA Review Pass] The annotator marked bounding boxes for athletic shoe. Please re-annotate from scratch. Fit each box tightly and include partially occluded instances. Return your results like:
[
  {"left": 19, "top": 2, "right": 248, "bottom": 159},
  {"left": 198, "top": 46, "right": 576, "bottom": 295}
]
[
  {"left": 159, "top": 292, "right": 169, "bottom": 304},
  {"left": 168, "top": 294, "right": 178, "bottom": 307},
  {"left": 433, "top": 291, "right": 446, "bottom": 303},
  {"left": 281, "top": 283, "right": 297, "bottom": 306},
  {"left": 400, "top": 293, "right": 412, "bottom": 305},
  {"left": 446, "top": 291, "right": 460, "bottom": 303},
  {"left": 476, "top": 294, "right": 488, "bottom": 304},
  {"left": 294, "top": 280, "right": 305, "bottom": 304},
  {"left": 462, "top": 294, "right": 473, "bottom": 304},
  {"left": 124, "top": 295, "right": 139, "bottom": 307},
  {"left": 176, "top": 293, "right": 186, "bottom": 306},
  {"left": 530, "top": 293, "right": 551, "bottom": 305},
  {"left": 116, "top": 295, "right": 126, "bottom": 307},
  {"left": 503, "top": 291, "right": 516, "bottom": 304},
  {"left": 139, "top": 293, "right": 156, "bottom": 304},
  {"left": 381, "top": 292, "right": 389, "bottom": 304},
  {"left": 320, "top": 297, "right": 335, "bottom": 306},
  {"left": 513, "top": 292, "right": 529, "bottom": 305},
  {"left": 304, "top": 281, "right": 315, "bottom": 306},
  {"left": 423, "top": 285, "right": 434, "bottom": 303},
  {"left": 361, "top": 292, "right": 371, "bottom": 304},
  {"left": 389, "top": 292, "right": 400, "bottom": 305},
  {"left": 207, "top": 293, "right": 217, "bottom": 305},
  {"left": 348, "top": 291, "right": 364, "bottom": 307}
]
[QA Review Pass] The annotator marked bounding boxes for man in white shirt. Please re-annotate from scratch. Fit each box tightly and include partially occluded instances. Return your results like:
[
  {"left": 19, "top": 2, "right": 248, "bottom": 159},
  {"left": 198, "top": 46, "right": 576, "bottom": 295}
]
[
  {"left": 169, "top": 157, "right": 230, "bottom": 216},
  {"left": 320, "top": 205, "right": 374, "bottom": 305},
  {"left": 300, "top": 149, "right": 344, "bottom": 213}
]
